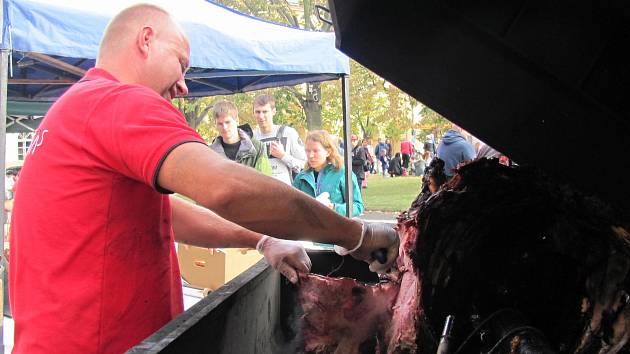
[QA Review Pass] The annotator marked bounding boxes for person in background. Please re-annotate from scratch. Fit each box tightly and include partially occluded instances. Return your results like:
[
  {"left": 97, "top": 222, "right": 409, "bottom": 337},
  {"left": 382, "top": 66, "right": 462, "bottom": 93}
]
[
  {"left": 5, "top": 170, "right": 16, "bottom": 201},
  {"left": 331, "top": 134, "right": 344, "bottom": 156},
  {"left": 424, "top": 133, "right": 437, "bottom": 159},
  {"left": 293, "top": 130, "right": 364, "bottom": 217},
  {"left": 379, "top": 149, "right": 389, "bottom": 177},
  {"left": 8, "top": 5, "right": 398, "bottom": 353},
  {"left": 350, "top": 134, "right": 368, "bottom": 191},
  {"left": 373, "top": 137, "right": 387, "bottom": 174},
  {"left": 400, "top": 138, "right": 413, "bottom": 170},
  {"left": 436, "top": 124, "right": 475, "bottom": 179},
  {"left": 413, "top": 152, "right": 426, "bottom": 177},
  {"left": 4, "top": 169, "right": 19, "bottom": 227},
  {"left": 209, "top": 101, "right": 271, "bottom": 175},
  {"left": 388, "top": 152, "right": 403, "bottom": 177},
  {"left": 362, "top": 138, "right": 374, "bottom": 187},
  {"left": 253, "top": 94, "right": 306, "bottom": 185},
  {"left": 410, "top": 157, "right": 447, "bottom": 208},
  {"left": 385, "top": 138, "right": 393, "bottom": 159}
]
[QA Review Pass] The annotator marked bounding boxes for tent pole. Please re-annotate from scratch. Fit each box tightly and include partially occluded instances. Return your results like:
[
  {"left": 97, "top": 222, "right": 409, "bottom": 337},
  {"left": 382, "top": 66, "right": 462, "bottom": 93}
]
[
  {"left": 0, "top": 51, "right": 6, "bottom": 354},
  {"left": 341, "top": 75, "right": 353, "bottom": 218},
  {"left": 0, "top": 0, "right": 8, "bottom": 349}
]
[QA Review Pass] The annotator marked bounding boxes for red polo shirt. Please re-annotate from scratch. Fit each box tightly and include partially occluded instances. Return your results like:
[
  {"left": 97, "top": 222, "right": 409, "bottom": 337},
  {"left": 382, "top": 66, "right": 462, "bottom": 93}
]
[{"left": 9, "top": 68, "right": 205, "bottom": 353}]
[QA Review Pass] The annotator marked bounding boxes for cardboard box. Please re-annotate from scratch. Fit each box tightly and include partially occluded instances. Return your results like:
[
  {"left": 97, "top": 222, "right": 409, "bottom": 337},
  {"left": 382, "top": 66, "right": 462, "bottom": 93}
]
[{"left": 177, "top": 244, "right": 263, "bottom": 291}]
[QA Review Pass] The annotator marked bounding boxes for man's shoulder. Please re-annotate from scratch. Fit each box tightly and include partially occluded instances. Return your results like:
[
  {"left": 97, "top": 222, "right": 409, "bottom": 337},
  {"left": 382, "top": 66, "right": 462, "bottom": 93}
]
[
  {"left": 250, "top": 137, "right": 265, "bottom": 149},
  {"left": 275, "top": 124, "right": 299, "bottom": 137}
]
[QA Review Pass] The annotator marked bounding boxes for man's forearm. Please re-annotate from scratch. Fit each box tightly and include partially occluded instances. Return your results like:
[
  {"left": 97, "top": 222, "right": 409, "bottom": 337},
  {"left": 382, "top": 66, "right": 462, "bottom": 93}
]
[
  {"left": 159, "top": 143, "right": 362, "bottom": 250},
  {"left": 203, "top": 179, "right": 363, "bottom": 250},
  {"left": 170, "top": 195, "right": 261, "bottom": 249}
]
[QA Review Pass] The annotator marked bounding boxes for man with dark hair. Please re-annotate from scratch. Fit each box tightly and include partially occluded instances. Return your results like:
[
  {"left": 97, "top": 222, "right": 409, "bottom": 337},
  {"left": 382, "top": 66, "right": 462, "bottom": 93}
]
[
  {"left": 8, "top": 5, "right": 399, "bottom": 353},
  {"left": 210, "top": 100, "right": 271, "bottom": 174},
  {"left": 253, "top": 94, "right": 306, "bottom": 185},
  {"left": 350, "top": 134, "right": 368, "bottom": 188}
]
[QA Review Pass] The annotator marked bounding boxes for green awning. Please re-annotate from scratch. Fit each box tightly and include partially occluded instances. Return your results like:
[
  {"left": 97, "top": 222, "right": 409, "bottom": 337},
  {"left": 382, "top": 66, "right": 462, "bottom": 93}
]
[
  {"left": 4, "top": 101, "right": 50, "bottom": 133},
  {"left": 7, "top": 101, "right": 53, "bottom": 116}
]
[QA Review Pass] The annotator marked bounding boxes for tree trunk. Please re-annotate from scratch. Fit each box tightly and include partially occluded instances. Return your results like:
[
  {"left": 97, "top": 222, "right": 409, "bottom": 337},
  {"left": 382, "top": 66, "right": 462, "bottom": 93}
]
[
  {"left": 304, "top": 82, "right": 322, "bottom": 131},
  {"left": 178, "top": 98, "right": 212, "bottom": 130}
]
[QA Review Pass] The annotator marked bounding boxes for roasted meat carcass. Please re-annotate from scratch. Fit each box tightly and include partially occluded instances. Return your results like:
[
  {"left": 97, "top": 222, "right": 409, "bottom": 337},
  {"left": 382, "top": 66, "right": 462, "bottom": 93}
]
[{"left": 298, "top": 159, "right": 630, "bottom": 354}]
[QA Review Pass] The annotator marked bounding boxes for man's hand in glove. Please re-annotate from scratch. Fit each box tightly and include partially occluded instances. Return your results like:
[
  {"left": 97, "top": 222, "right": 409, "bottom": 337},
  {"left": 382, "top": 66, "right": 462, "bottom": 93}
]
[
  {"left": 257, "top": 236, "right": 312, "bottom": 283},
  {"left": 335, "top": 222, "right": 399, "bottom": 273}
]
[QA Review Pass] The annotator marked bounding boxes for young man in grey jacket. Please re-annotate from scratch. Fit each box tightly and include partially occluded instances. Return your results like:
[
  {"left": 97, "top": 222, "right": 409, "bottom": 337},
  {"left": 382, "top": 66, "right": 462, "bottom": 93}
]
[
  {"left": 253, "top": 94, "right": 306, "bottom": 185},
  {"left": 210, "top": 100, "right": 271, "bottom": 175}
]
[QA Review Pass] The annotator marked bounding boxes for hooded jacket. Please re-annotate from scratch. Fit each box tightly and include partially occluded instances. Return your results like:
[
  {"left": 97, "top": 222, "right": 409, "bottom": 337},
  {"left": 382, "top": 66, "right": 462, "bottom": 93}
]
[
  {"left": 436, "top": 129, "right": 475, "bottom": 177},
  {"left": 210, "top": 129, "right": 272, "bottom": 175},
  {"left": 292, "top": 164, "right": 364, "bottom": 217}
]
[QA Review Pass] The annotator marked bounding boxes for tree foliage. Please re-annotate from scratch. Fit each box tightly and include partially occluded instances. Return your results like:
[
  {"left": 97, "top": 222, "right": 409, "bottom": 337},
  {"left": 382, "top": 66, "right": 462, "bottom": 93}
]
[
  {"left": 213, "top": 0, "right": 329, "bottom": 131},
  {"left": 418, "top": 106, "right": 451, "bottom": 140},
  {"left": 175, "top": 0, "right": 450, "bottom": 149}
]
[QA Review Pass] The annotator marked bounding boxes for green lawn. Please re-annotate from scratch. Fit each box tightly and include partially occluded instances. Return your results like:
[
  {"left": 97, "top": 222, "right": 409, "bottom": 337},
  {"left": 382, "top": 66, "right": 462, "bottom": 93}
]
[{"left": 361, "top": 174, "right": 421, "bottom": 212}]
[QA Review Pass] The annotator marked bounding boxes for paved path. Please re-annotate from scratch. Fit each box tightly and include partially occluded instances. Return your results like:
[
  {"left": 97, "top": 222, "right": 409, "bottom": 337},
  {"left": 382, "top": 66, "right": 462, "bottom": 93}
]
[{"left": 359, "top": 211, "right": 399, "bottom": 223}]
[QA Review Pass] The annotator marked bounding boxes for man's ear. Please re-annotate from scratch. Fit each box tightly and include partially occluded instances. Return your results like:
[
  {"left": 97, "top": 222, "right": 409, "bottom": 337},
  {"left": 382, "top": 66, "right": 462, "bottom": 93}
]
[{"left": 137, "top": 26, "right": 155, "bottom": 58}]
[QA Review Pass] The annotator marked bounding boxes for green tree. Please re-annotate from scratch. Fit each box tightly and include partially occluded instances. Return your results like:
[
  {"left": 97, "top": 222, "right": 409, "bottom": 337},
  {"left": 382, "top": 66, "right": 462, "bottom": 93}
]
[
  {"left": 177, "top": 0, "right": 431, "bottom": 145},
  {"left": 214, "top": 0, "right": 330, "bottom": 131},
  {"left": 172, "top": 97, "right": 213, "bottom": 130},
  {"left": 418, "top": 106, "right": 451, "bottom": 140},
  {"left": 383, "top": 82, "right": 417, "bottom": 144}
]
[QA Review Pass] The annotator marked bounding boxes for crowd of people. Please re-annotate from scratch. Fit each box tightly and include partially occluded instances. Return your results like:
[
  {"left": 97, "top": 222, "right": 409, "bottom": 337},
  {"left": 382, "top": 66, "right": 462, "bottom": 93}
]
[
  {"left": 347, "top": 134, "right": 433, "bottom": 182},
  {"left": 208, "top": 95, "right": 364, "bottom": 218}
]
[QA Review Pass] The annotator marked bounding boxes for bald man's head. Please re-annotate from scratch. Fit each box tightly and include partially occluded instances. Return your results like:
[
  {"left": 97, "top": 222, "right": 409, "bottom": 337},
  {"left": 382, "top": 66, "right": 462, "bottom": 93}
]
[
  {"left": 96, "top": 4, "right": 190, "bottom": 99},
  {"left": 98, "top": 4, "right": 185, "bottom": 61}
]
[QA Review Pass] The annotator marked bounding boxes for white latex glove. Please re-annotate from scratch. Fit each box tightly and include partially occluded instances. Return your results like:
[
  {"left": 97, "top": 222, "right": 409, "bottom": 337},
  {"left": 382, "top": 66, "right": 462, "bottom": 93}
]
[
  {"left": 315, "top": 192, "right": 332, "bottom": 206},
  {"left": 335, "top": 221, "right": 399, "bottom": 273},
  {"left": 257, "top": 236, "right": 312, "bottom": 283}
]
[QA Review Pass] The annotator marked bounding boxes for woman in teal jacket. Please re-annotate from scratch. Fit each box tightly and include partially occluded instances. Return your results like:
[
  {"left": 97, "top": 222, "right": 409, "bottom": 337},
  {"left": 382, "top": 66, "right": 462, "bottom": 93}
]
[{"left": 293, "top": 130, "right": 364, "bottom": 217}]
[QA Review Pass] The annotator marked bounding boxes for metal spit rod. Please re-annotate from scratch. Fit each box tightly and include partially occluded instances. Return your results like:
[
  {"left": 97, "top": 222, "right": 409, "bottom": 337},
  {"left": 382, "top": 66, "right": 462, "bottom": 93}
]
[{"left": 436, "top": 315, "right": 455, "bottom": 354}]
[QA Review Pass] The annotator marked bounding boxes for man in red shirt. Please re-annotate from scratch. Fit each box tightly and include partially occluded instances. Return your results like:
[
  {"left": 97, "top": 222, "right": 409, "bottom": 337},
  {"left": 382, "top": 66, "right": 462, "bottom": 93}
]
[
  {"left": 8, "top": 4, "right": 399, "bottom": 353},
  {"left": 400, "top": 139, "right": 413, "bottom": 170}
]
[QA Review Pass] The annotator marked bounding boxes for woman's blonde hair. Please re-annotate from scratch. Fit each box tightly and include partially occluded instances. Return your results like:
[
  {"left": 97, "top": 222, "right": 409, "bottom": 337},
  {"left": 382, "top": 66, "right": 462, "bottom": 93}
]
[{"left": 305, "top": 130, "right": 344, "bottom": 171}]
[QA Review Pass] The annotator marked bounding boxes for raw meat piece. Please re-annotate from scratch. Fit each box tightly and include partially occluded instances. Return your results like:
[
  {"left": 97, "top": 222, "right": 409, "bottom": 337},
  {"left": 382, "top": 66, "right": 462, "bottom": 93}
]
[
  {"left": 298, "top": 273, "right": 399, "bottom": 354},
  {"left": 383, "top": 214, "right": 422, "bottom": 353},
  {"left": 297, "top": 212, "right": 422, "bottom": 353}
]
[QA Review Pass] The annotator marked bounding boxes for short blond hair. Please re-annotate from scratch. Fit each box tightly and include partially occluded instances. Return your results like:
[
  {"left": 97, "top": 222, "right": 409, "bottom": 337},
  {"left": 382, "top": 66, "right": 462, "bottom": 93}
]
[
  {"left": 305, "top": 130, "right": 343, "bottom": 171},
  {"left": 213, "top": 101, "right": 238, "bottom": 120}
]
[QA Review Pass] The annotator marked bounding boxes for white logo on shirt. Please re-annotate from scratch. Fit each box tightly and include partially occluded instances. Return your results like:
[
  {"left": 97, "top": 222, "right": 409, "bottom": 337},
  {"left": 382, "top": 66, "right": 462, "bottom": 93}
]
[{"left": 27, "top": 129, "right": 49, "bottom": 156}]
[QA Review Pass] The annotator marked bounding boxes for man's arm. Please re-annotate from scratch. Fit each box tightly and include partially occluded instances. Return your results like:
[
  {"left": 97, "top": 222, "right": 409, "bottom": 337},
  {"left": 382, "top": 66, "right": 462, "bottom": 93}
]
[
  {"left": 170, "top": 195, "right": 311, "bottom": 283},
  {"left": 170, "top": 195, "right": 260, "bottom": 248},
  {"left": 159, "top": 142, "right": 362, "bottom": 250},
  {"left": 282, "top": 128, "right": 307, "bottom": 172}
]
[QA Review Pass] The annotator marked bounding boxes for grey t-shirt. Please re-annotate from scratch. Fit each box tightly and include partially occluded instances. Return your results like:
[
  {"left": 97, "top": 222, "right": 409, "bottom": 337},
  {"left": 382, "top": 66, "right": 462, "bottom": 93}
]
[{"left": 254, "top": 125, "right": 306, "bottom": 185}]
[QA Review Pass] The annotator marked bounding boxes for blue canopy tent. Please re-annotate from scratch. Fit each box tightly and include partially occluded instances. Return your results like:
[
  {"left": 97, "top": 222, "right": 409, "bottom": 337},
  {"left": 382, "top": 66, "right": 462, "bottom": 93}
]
[
  {"left": 2, "top": 0, "right": 349, "bottom": 99},
  {"left": 0, "top": 0, "right": 355, "bottom": 343},
  {"left": 0, "top": 0, "right": 354, "bottom": 189}
]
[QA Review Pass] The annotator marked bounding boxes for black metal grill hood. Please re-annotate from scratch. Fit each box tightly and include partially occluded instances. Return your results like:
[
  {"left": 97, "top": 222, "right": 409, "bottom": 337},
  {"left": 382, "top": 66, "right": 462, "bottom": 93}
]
[{"left": 328, "top": 0, "right": 630, "bottom": 217}]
